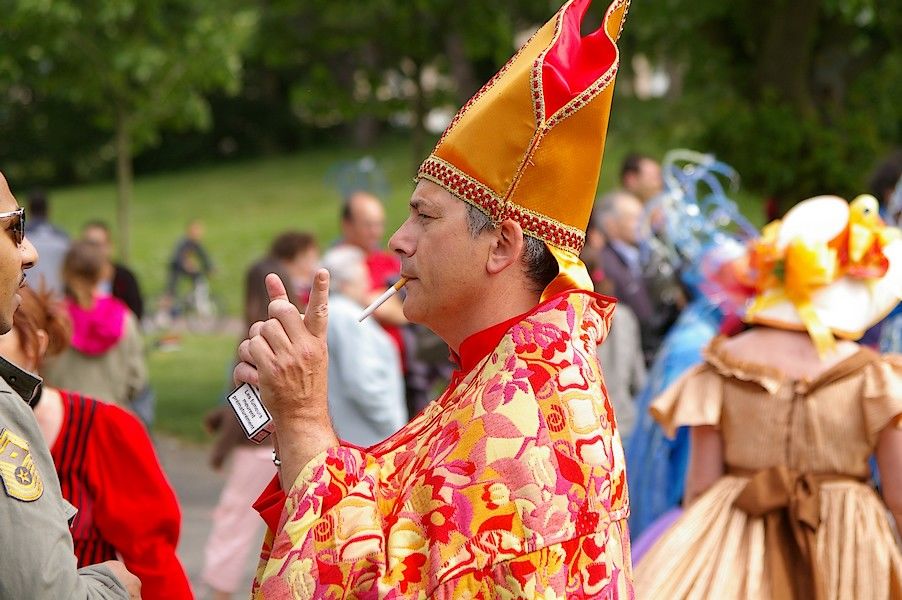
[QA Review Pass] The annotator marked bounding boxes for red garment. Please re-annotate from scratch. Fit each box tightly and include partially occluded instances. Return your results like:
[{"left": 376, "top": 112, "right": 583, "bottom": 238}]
[
  {"left": 51, "top": 390, "right": 193, "bottom": 600},
  {"left": 364, "top": 250, "right": 401, "bottom": 292},
  {"left": 364, "top": 249, "right": 406, "bottom": 366},
  {"left": 251, "top": 290, "right": 633, "bottom": 597},
  {"left": 253, "top": 476, "right": 284, "bottom": 534}
]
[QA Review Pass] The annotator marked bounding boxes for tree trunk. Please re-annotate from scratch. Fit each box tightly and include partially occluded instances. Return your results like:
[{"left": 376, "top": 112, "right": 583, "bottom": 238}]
[
  {"left": 411, "top": 61, "right": 428, "bottom": 174},
  {"left": 352, "top": 116, "right": 380, "bottom": 148},
  {"left": 445, "top": 32, "right": 478, "bottom": 104},
  {"left": 353, "top": 43, "right": 381, "bottom": 148},
  {"left": 115, "top": 110, "right": 133, "bottom": 265},
  {"left": 755, "top": 0, "right": 820, "bottom": 115}
]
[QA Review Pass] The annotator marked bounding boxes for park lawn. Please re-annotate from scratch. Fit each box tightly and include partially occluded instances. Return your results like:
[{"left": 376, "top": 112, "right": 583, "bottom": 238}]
[
  {"left": 49, "top": 137, "right": 419, "bottom": 316},
  {"left": 148, "top": 331, "right": 238, "bottom": 442},
  {"left": 48, "top": 131, "right": 765, "bottom": 318}
]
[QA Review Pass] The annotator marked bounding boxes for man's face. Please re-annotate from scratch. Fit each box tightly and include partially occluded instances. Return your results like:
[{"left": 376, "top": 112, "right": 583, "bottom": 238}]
[
  {"left": 188, "top": 222, "right": 204, "bottom": 240},
  {"left": 389, "top": 181, "right": 490, "bottom": 333},
  {"left": 342, "top": 193, "right": 385, "bottom": 252},
  {"left": 82, "top": 226, "right": 112, "bottom": 261},
  {"left": 0, "top": 174, "right": 38, "bottom": 334},
  {"left": 626, "top": 159, "right": 663, "bottom": 203}
]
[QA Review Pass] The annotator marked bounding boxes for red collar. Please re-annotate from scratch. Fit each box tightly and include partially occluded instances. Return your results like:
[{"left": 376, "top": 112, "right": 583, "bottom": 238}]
[{"left": 451, "top": 311, "right": 527, "bottom": 375}]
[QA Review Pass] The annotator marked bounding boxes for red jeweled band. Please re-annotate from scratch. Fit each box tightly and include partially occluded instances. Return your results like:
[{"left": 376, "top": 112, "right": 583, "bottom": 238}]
[{"left": 418, "top": 156, "right": 586, "bottom": 255}]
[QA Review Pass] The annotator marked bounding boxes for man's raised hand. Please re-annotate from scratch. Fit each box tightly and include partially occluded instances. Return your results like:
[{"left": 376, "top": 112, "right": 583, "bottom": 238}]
[
  {"left": 232, "top": 270, "right": 330, "bottom": 389},
  {"left": 247, "top": 270, "right": 331, "bottom": 425},
  {"left": 243, "top": 269, "right": 337, "bottom": 485}
]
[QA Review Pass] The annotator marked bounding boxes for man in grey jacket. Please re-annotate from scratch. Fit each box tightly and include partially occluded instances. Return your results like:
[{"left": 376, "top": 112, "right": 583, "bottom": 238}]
[{"left": 0, "top": 171, "right": 140, "bottom": 599}]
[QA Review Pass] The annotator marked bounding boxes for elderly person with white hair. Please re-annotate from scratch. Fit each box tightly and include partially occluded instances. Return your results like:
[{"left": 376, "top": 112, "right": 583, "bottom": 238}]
[{"left": 319, "top": 245, "right": 407, "bottom": 446}]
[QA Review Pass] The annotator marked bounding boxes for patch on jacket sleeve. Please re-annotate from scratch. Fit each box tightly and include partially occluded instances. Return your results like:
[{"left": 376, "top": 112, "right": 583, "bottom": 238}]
[{"left": 0, "top": 428, "right": 43, "bottom": 501}]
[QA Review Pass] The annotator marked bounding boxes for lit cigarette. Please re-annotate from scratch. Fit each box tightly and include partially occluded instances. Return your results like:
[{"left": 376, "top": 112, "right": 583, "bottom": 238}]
[{"left": 358, "top": 277, "right": 408, "bottom": 322}]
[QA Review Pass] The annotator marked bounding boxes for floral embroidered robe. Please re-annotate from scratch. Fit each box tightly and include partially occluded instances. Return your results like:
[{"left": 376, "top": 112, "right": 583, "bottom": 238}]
[{"left": 252, "top": 291, "right": 633, "bottom": 599}]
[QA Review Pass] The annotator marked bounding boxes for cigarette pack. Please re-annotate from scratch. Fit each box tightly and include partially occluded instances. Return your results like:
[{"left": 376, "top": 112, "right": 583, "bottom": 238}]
[{"left": 226, "top": 383, "right": 274, "bottom": 443}]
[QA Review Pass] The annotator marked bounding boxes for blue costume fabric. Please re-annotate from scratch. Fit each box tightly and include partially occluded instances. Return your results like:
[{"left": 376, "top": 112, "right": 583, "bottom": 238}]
[{"left": 625, "top": 297, "right": 723, "bottom": 537}]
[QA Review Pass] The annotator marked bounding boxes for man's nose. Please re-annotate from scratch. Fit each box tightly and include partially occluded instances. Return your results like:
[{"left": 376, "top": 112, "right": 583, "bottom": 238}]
[
  {"left": 21, "top": 236, "right": 38, "bottom": 269},
  {"left": 388, "top": 219, "right": 413, "bottom": 257}
]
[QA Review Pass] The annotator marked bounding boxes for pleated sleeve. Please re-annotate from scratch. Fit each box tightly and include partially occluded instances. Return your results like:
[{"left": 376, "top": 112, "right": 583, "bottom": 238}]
[
  {"left": 862, "top": 354, "right": 902, "bottom": 444},
  {"left": 649, "top": 364, "right": 724, "bottom": 439}
]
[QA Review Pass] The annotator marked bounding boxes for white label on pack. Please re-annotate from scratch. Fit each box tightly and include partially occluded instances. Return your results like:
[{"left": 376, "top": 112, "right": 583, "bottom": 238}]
[{"left": 226, "top": 383, "right": 274, "bottom": 443}]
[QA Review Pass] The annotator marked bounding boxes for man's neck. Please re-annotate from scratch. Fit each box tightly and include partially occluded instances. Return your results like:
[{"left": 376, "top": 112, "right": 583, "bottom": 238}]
[{"left": 441, "top": 285, "right": 540, "bottom": 353}]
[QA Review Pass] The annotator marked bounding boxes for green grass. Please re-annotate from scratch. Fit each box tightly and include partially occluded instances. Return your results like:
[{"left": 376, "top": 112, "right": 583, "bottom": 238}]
[
  {"left": 50, "top": 138, "right": 419, "bottom": 317},
  {"left": 47, "top": 138, "right": 425, "bottom": 440},
  {"left": 148, "top": 332, "right": 238, "bottom": 442},
  {"left": 47, "top": 124, "right": 765, "bottom": 318}
]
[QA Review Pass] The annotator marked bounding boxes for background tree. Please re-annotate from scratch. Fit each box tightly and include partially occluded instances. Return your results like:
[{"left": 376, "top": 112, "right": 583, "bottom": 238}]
[
  {"left": 0, "top": 0, "right": 256, "bottom": 261},
  {"left": 255, "top": 0, "right": 554, "bottom": 168},
  {"left": 620, "top": 0, "right": 902, "bottom": 205}
]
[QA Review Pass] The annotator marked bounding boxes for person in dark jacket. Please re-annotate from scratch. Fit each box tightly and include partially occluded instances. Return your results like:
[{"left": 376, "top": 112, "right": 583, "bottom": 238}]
[{"left": 597, "top": 190, "right": 679, "bottom": 363}]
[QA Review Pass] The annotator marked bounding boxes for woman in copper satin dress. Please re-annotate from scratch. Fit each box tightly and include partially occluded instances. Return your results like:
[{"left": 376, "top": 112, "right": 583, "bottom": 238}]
[{"left": 635, "top": 196, "right": 902, "bottom": 600}]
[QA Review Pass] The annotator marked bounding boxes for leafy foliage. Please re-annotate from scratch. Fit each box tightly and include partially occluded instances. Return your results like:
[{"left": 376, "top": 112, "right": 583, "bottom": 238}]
[
  {"left": 620, "top": 0, "right": 902, "bottom": 203},
  {"left": 1, "top": 0, "right": 256, "bottom": 258},
  {"left": 1, "top": 0, "right": 898, "bottom": 219},
  {"left": 2, "top": 0, "right": 255, "bottom": 148}
]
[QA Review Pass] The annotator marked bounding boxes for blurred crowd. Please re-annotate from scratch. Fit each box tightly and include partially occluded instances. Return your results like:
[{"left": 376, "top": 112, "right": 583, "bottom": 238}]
[{"left": 6, "top": 146, "right": 901, "bottom": 599}]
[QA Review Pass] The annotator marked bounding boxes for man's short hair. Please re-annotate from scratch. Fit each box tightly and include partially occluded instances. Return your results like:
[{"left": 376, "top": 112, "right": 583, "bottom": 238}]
[
  {"left": 270, "top": 231, "right": 316, "bottom": 262},
  {"left": 341, "top": 190, "right": 377, "bottom": 222},
  {"left": 320, "top": 245, "right": 367, "bottom": 289},
  {"left": 620, "top": 153, "right": 653, "bottom": 183},
  {"left": 465, "top": 204, "right": 557, "bottom": 293},
  {"left": 82, "top": 220, "right": 111, "bottom": 235},
  {"left": 868, "top": 150, "right": 902, "bottom": 205}
]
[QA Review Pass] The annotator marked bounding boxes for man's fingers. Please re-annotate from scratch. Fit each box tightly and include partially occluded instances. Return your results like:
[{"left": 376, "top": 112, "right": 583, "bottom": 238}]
[
  {"left": 233, "top": 361, "right": 260, "bottom": 387},
  {"left": 268, "top": 298, "right": 305, "bottom": 342},
  {"left": 237, "top": 338, "right": 255, "bottom": 367},
  {"left": 265, "top": 273, "right": 290, "bottom": 303},
  {"left": 247, "top": 335, "right": 275, "bottom": 379},
  {"left": 260, "top": 317, "right": 293, "bottom": 353},
  {"left": 248, "top": 320, "right": 264, "bottom": 339},
  {"left": 303, "top": 269, "right": 330, "bottom": 339},
  {"left": 264, "top": 271, "right": 308, "bottom": 341}
]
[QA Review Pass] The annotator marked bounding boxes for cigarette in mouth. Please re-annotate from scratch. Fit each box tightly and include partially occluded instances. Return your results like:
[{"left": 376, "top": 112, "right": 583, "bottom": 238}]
[{"left": 358, "top": 277, "right": 408, "bottom": 322}]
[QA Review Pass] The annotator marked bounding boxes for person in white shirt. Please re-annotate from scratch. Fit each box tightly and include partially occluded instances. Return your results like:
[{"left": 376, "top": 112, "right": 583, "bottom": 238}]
[{"left": 320, "top": 245, "right": 406, "bottom": 446}]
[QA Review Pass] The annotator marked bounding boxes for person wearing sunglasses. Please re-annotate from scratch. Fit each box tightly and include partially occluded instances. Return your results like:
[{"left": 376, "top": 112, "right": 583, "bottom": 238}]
[{"left": 0, "top": 172, "right": 140, "bottom": 599}]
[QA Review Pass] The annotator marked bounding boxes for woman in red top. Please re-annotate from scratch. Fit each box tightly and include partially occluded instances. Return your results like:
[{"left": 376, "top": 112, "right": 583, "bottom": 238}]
[{"left": 0, "top": 286, "right": 192, "bottom": 600}]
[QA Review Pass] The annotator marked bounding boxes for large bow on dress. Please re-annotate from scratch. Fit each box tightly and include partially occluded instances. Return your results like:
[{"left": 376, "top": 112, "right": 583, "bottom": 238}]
[{"left": 732, "top": 465, "right": 858, "bottom": 600}]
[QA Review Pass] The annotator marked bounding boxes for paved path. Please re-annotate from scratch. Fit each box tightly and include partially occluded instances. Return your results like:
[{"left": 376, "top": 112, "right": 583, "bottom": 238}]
[{"left": 157, "top": 435, "right": 259, "bottom": 599}]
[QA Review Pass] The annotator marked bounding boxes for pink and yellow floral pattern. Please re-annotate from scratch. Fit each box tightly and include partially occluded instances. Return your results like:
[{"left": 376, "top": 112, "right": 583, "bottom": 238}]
[{"left": 253, "top": 291, "right": 633, "bottom": 599}]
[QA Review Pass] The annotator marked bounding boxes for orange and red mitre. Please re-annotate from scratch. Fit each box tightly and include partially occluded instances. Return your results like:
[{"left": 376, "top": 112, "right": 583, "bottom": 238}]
[
  {"left": 743, "top": 195, "right": 902, "bottom": 355},
  {"left": 417, "top": 0, "right": 629, "bottom": 296}
]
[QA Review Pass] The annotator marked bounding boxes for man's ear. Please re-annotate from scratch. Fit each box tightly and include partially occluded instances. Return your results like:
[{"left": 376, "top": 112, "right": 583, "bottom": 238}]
[{"left": 486, "top": 219, "right": 525, "bottom": 275}]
